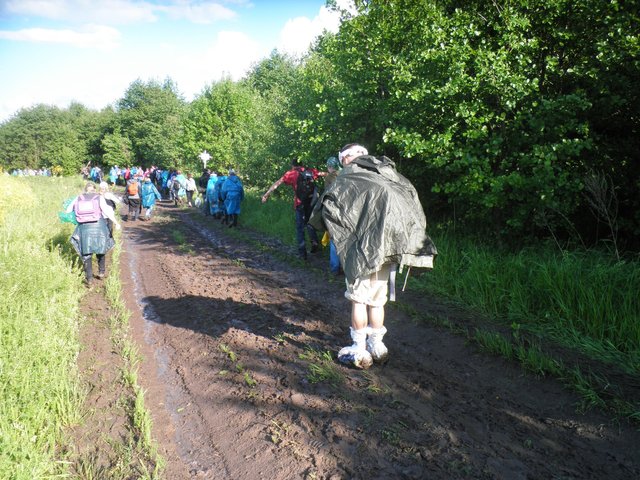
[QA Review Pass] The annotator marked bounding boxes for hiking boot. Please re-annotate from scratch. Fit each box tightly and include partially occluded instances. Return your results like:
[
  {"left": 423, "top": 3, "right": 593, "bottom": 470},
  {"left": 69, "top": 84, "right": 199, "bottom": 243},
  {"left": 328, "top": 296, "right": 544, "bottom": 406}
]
[
  {"left": 97, "top": 272, "right": 106, "bottom": 279},
  {"left": 337, "top": 327, "right": 373, "bottom": 369},
  {"left": 366, "top": 326, "right": 389, "bottom": 363}
]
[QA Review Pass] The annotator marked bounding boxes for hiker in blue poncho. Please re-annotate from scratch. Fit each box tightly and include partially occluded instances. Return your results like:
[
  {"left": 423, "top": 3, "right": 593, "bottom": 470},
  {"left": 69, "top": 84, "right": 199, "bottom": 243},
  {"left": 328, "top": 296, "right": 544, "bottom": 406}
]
[
  {"left": 141, "top": 176, "right": 162, "bottom": 220},
  {"left": 206, "top": 172, "right": 219, "bottom": 216},
  {"left": 221, "top": 169, "right": 244, "bottom": 228},
  {"left": 214, "top": 173, "right": 227, "bottom": 220}
]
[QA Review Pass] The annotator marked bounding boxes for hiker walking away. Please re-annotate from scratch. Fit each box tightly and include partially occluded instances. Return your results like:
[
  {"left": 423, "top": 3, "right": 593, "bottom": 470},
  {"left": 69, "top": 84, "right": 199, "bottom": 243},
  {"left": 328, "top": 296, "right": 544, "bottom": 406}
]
[
  {"left": 310, "top": 144, "right": 437, "bottom": 369},
  {"left": 221, "top": 169, "right": 244, "bottom": 228},
  {"left": 185, "top": 173, "right": 197, "bottom": 207},
  {"left": 141, "top": 176, "right": 162, "bottom": 220},
  {"left": 125, "top": 175, "right": 142, "bottom": 220},
  {"left": 173, "top": 170, "right": 187, "bottom": 206},
  {"left": 262, "top": 158, "right": 326, "bottom": 260},
  {"left": 215, "top": 172, "right": 227, "bottom": 221},
  {"left": 66, "top": 183, "right": 121, "bottom": 286},
  {"left": 98, "top": 181, "right": 122, "bottom": 237},
  {"left": 323, "top": 156, "right": 342, "bottom": 275},
  {"left": 198, "top": 169, "right": 211, "bottom": 211},
  {"left": 205, "top": 171, "right": 219, "bottom": 216}
]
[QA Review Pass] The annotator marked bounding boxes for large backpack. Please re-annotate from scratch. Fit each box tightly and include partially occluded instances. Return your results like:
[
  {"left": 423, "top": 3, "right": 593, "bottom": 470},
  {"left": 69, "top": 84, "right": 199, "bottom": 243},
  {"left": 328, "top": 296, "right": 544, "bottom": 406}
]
[
  {"left": 73, "top": 193, "right": 102, "bottom": 223},
  {"left": 295, "top": 168, "right": 316, "bottom": 204},
  {"left": 126, "top": 181, "right": 139, "bottom": 196}
]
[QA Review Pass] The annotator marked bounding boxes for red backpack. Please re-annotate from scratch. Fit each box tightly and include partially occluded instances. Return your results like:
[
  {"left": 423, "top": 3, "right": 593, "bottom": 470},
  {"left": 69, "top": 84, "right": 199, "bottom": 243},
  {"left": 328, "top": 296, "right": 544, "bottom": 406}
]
[{"left": 74, "top": 193, "right": 102, "bottom": 223}]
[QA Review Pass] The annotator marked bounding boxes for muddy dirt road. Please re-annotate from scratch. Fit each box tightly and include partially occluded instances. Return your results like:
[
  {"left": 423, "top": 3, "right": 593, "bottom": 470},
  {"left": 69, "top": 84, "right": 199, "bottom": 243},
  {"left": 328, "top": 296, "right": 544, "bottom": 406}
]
[{"left": 118, "top": 202, "right": 639, "bottom": 479}]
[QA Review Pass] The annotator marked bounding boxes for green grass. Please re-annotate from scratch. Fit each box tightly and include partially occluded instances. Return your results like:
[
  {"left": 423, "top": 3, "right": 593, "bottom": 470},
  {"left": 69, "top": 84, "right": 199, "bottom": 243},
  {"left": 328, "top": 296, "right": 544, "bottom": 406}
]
[
  {"left": 411, "top": 232, "right": 640, "bottom": 372},
  {"left": 240, "top": 187, "right": 297, "bottom": 246},
  {"left": 299, "top": 347, "right": 344, "bottom": 386},
  {"left": 0, "top": 175, "right": 85, "bottom": 479},
  {"left": 0, "top": 175, "right": 164, "bottom": 478}
]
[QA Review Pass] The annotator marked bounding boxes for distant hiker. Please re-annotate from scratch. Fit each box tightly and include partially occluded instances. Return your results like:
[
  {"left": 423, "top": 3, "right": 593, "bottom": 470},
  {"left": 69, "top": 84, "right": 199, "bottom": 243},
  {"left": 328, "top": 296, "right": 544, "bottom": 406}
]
[
  {"left": 141, "top": 176, "right": 162, "bottom": 220},
  {"left": 198, "top": 169, "right": 211, "bottom": 210},
  {"left": 205, "top": 172, "right": 219, "bottom": 216},
  {"left": 125, "top": 175, "right": 141, "bottom": 221},
  {"left": 214, "top": 172, "right": 227, "bottom": 220},
  {"left": 262, "top": 158, "right": 326, "bottom": 260},
  {"left": 221, "top": 168, "right": 244, "bottom": 228},
  {"left": 173, "top": 170, "right": 187, "bottom": 206},
  {"left": 66, "top": 182, "right": 121, "bottom": 286},
  {"left": 98, "top": 181, "right": 122, "bottom": 236},
  {"left": 185, "top": 173, "right": 197, "bottom": 207},
  {"left": 310, "top": 143, "right": 437, "bottom": 369},
  {"left": 323, "top": 156, "right": 342, "bottom": 276}
]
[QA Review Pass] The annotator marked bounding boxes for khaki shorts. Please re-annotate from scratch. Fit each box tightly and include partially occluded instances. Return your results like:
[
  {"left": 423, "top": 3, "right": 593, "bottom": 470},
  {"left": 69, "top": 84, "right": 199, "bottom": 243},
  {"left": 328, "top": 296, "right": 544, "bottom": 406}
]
[{"left": 344, "top": 263, "right": 393, "bottom": 307}]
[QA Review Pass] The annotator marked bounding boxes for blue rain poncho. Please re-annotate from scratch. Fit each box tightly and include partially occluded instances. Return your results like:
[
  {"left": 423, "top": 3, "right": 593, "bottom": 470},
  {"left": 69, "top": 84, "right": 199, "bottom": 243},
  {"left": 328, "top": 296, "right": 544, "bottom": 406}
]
[{"left": 221, "top": 174, "right": 244, "bottom": 215}]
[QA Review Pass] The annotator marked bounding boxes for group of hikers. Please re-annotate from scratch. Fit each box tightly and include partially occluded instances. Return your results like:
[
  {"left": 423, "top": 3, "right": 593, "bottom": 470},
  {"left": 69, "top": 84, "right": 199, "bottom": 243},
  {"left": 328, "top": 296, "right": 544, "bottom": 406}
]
[{"left": 66, "top": 143, "right": 437, "bottom": 369}]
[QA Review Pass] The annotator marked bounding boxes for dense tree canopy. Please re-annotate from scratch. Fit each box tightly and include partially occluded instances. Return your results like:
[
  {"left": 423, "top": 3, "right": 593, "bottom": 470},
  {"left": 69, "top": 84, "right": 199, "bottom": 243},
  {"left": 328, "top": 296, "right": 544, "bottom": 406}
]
[{"left": 0, "top": 0, "right": 638, "bottom": 249}]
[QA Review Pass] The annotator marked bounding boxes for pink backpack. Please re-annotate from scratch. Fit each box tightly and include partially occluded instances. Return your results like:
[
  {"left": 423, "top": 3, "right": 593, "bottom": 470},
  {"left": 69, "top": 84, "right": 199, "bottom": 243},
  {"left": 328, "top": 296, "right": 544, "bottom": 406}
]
[{"left": 74, "top": 193, "right": 102, "bottom": 223}]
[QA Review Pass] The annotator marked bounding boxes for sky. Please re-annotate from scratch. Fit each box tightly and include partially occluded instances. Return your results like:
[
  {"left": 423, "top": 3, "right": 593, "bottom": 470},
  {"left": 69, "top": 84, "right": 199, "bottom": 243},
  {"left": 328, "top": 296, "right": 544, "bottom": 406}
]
[{"left": 0, "top": 0, "right": 349, "bottom": 123}]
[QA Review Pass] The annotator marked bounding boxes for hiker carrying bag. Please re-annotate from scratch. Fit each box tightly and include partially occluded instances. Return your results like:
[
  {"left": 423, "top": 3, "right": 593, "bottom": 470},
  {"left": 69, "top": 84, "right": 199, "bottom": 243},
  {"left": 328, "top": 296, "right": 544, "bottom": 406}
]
[
  {"left": 126, "top": 181, "right": 139, "bottom": 196},
  {"left": 73, "top": 194, "right": 102, "bottom": 223},
  {"left": 295, "top": 168, "right": 316, "bottom": 204}
]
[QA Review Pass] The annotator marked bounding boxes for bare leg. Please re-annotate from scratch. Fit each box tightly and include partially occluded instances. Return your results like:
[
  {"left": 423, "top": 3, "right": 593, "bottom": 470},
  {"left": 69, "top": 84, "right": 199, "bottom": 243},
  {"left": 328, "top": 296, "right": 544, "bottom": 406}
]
[
  {"left": 351, "top": 302, "right": 368, "bottom": 330},
  {"left": 368, "top": 305, "right": 385, "bottom": 329}
]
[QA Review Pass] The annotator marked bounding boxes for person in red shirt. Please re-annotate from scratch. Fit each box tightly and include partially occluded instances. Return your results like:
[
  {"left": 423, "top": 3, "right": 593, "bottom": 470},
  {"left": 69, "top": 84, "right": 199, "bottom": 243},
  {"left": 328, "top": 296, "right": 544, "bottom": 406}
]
[{"left": 262, "top": 158, "right": 326, "bottom": 259}]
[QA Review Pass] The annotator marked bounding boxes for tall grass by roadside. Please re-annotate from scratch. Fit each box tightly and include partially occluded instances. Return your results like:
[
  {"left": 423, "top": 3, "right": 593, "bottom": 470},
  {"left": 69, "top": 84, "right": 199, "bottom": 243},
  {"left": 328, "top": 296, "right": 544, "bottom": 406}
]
[
  {"left": 240, "top": 187, "right": 296, "bottom": 246},
  {"left": 0, "top": 175, "right": 85, "bottom": 479},
  {"left": 412, "top": 232, "right": 640, "bottom": 373}
]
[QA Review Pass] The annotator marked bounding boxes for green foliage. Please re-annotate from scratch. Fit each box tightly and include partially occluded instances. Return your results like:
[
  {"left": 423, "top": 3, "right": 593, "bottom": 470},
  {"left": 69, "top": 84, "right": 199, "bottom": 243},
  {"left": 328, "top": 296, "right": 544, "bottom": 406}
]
[
  {"left": 0, "top": 105, "right": 88, "bottom": 174},
  {"left": 117, "top": 78, "right": 186, "bottom": 167},
  {"left": 101, "top": 129, "right": 134, "bottom": 167},
  {"left": 317, "top": 0, "right": 640, "bottom": 246},
  {"left": 0, "top": 0, "right": 638, "bottom": 247},
  {"left": 180, "top": 79, "right": 267, "bottom": 175}
]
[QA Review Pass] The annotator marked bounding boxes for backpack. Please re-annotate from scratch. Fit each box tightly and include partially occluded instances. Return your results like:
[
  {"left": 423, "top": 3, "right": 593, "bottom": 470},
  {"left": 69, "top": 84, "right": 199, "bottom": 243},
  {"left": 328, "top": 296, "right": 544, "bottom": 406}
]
[
  {"left": 172, "top": 178, "right": 181, "bottom": 192},
  {"left": 127, "top": 181, "right": 139, "bottom": 196},
  {"left": 73, "top": 193, "right": 101, "bottom": 223},
  {"left": 295, "top": 168, "right": 316, "bottom": 204}
]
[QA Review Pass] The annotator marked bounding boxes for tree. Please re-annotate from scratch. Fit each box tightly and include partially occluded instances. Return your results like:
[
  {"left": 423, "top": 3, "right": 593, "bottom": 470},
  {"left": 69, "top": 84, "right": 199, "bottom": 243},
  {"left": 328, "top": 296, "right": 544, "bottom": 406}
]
[
  {"left": 101, "top": 129, "right": 134, "bottom": 167},
  {"left": 0, "top": 104, "right": 87, "bottom": 174},
  {"left": 116, "top": 78, "right": 186, "bottom": 167}
]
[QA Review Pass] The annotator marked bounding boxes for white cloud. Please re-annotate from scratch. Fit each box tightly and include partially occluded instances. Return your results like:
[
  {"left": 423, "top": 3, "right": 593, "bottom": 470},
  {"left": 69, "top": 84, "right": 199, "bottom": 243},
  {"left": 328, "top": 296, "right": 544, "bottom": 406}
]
[
  {"left": 0, "top": 24, "right": 121, "bottom": 50},
  {"left": 158, "top": 2, "right": 237, "bottom": 24},
  {"left": 3, "top": 0, "right": 238, "bottom": 25},
  {"left": 277, "top": 5, "right": 341, "bottom": 57},
  {"left": 4, "top": 0, "right": 158, "bottom": 24},
  {"left": 185, "top": 30, "right": 265, "bottom": 88}
]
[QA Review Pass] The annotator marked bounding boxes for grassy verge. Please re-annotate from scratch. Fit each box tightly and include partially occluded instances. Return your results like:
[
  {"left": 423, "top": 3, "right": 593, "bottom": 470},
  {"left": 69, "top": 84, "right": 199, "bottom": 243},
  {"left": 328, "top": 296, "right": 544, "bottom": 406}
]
[
  {"left": 0, "top": 175, "right": 164, "bottom": 478},
  {"left": 0, "top": 175, "right": 85, "bottom": 479}
]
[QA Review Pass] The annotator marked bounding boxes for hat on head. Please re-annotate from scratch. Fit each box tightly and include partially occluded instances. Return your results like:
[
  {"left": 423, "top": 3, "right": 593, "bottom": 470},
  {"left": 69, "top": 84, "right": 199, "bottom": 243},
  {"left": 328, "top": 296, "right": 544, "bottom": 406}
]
[
  {"left": 338, "top": 143, "right": 368, "bottom": 164},
  {"left": 326, "top": 156, "right": 340, "bottom": 170}
]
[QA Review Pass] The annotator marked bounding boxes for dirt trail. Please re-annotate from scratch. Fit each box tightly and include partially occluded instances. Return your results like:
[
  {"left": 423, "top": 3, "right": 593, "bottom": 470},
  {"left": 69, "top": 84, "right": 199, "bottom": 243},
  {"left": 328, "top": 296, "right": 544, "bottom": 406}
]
[{"left": 119, "top": 202, "right": 640, "bottom": 480}]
